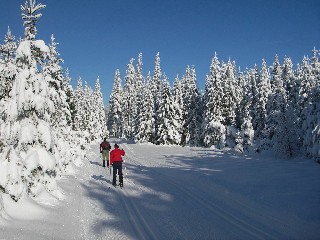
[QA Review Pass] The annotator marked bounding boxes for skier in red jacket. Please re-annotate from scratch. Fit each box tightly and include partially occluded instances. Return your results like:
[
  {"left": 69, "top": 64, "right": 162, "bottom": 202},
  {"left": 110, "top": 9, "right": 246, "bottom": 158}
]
[{"left": 110, "top": 144, "right": 125, "bottom": 187}]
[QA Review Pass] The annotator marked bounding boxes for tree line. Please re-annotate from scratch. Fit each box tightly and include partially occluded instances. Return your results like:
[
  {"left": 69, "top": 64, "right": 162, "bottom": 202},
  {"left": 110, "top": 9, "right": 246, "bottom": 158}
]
[{"left": 107, "top": 50, "right": 320, "bottom": 160}]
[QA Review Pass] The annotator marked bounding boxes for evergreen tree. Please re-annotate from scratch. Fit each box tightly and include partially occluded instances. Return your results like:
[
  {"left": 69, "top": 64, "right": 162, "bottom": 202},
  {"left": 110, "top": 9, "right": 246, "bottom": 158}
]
[
  {"left": 265, "top": 55, "right": 294, "bottom": 156},
  {"left": 92, "top": 77, "right": 107, "bottom": 140},
  {"left": 235, "top": 68, "right": 246, "bottom": 129},
  {"left": 248, "top": 65, "right": 260, "bottom": 133},
  {"left": 221, "top": 59, "right": 238, "bottom": 127},
  {"left": 152, "top": 52, "right": 162, "bottom": 143},
  {"left": 157, "top": 75, "right": 181, "bottom": 145},
  {"left": 0, "top": 0, "right": 59, "bottom": 200},
  {"left": 203, "top": 53, "right": 226, "bottom": 148},
  {"left": 108, "top": 69, "right": 123, "bottom": 137},
  {"left": 136, "top": 73, "right": 155, "bottom": 143},
  {"left": 298, "top": 56, "right": 315, "bottom": 143},
  {"left": 237, "top": 68, "right": 255, "bottom": 151},
  {"left": 134, "top": 53, "right": 145, "bottom": 136},
  {"left": 172, "top": 74, "right": 184, "bottom": 145},
  {"left": 255, "top": 59, "right": 271, "bottom": 140},
  {"left": 301, "top": 49, "right": 320, "bottom": 159},
  {"left": 186, "top": 66, "right": 202, "bottom": 146},
  {"left": 221, "top": 59, "right": 239, "bottom": 148},
  {"left": 122, "top": 58, "right": 136, "bottom": 140},
  {"left": 240, "top": 110, "right": 254, "bottom": 153},
  {"left": 63, "top": 68, "right": 75, "bottom": 127},
  {"left": 180, "top": 65, "right": 192, "bottom": 145},
  {"left": 83, "top": 81, "right": 94, "bottom": 142},
  {"left": 73, "top": 77, "right": 85, "bottom": 132},
  {"left": 0, "top": 27, "right": 17, "bottom": 100},
  {"left": 43, "top": 34, "right": 75, "bottom": 173}
]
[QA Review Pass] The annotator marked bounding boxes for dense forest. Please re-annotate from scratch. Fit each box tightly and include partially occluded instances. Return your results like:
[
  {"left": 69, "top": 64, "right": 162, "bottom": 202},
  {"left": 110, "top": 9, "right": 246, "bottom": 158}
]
[{"left": 107, "top": 51, "right": 319, "bottom": 159}]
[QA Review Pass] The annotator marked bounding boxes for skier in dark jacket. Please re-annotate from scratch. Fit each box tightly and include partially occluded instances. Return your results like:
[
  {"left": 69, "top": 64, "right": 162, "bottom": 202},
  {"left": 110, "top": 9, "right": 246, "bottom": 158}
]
[
  {"left": 110, "top": 144, "right": 125, "bottom": 187},
  {"left": 100, "top": 138, "right": 111, "bottom": 167}
]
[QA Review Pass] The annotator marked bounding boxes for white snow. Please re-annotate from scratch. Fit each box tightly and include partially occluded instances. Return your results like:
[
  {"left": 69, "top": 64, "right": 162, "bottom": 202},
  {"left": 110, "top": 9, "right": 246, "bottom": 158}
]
[
  {"left": 15, "top": 40, "right": 31, "bottom": 60},
  {"left": 0, "top": 139, "right": 319, "bottom": 239},
  {"left": 34, "top": 40, "right": 50, "bottom": 54}
]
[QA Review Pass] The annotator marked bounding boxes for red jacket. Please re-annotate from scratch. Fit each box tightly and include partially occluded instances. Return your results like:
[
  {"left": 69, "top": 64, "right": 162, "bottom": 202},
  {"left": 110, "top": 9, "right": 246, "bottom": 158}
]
[{"left": 110, "top": 148, "right": 125, "bottom": 164}]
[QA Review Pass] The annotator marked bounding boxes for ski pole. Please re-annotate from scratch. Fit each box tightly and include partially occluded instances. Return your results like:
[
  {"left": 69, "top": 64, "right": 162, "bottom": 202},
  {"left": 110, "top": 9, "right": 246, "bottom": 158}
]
[{"left": 109, "top": 150, "right": 112, "bottom": 182}]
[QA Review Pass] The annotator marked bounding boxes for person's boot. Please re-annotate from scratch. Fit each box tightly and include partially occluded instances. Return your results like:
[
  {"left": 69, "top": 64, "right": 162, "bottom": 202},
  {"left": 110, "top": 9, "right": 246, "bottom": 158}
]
[
  {"left": 103, "top": 160, "right": 106, "bottom": 167},
  {"left": 119, "top": 176, "right": 123, "bottom": 187}
]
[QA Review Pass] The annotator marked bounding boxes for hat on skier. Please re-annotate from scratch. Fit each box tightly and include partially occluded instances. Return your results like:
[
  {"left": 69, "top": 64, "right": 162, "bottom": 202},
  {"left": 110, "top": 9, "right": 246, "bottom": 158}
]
[{"left": 114, "top": 144, "right": 119, "bottom": 148}]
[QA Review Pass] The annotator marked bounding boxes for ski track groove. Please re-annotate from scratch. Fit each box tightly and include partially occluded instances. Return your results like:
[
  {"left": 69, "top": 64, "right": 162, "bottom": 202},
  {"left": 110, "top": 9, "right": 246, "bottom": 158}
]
[
  {"left": 122, "top": 143, "right": 278, "bottom": 240},
  {"left": 96, "top": 146, "right": 157, "bottom": 240},
  {"left": 117, "top": 188, "right": 158, "bottom": 240}
]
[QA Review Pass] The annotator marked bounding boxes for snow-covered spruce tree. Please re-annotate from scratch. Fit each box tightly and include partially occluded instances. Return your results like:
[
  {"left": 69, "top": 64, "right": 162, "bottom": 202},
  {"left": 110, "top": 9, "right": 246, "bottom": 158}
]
[
  {"left": 172, "top": 74, "right": 184, "bottom": 144},
  {"left": 255, "top": 59, "right": 271, "bottom": 140},
  {"left": 247, "top": 65, "right": 260, "bottom": 135},
  {"left": 151, "top": 52, "right": 162, "bottom": 143},
  {"left": 265, "top": 55, "right": 295, "bottom": 157},
  {"left": 122, "top": 58, "right": 137, "bottom": 140},
  {"left": 63, "top": 68, "right": 75, "bottom": 127},
  {"left": 0, "top": 27, "right": 18, "bottom": 152},
  {"left": 60, "top": 68, "right": 84, "bottom": 165},
  {"left": 282, "top": 57, "right": 300, "bottom": 155},
  {"left": 135, "top": 73, "right": 155, "bottom": 143},
  {"left": 298, "top": 55, "right": 319, "bottom": 154},
  {"left": 83, "top": 81, "right": 95, "bottom": 142},
  {"left": 235, "top": 68, "right": 246, "bottom": 129},
  {"left": 311, "top": 47, "right": 320, "bottom": 87},
  {"left": 301, "top": 49, "right": 320, "bottom": 159},
  {"left": 220, "top": 59, "right": 239, "bottom": 148},
  {"left": 185, "top": 65, "right": 202, "bottom": 146},
  {"left": 0, "top": 0, "right": 62, "bottom": 201},
  {"left": 240, "top": 108, "right": 254, "bottom": 153},
  {"left": 297, "top": 56, "right": 313, "bottom": 127},
  {"left": 203, "top": 52, "right": 226, "bottom": 148},
  {"left": 236, "top": 68, "right": 255, "bottom": 152},
  {"left": 0, "top": 27, "right": 17, "bottom": 101},
  {"left": 180, "top": 66, "right": 191, "bottom": 145},
  {"left": 107, "top": 69, "right": 123, "bottom": 137},
  {"left": 156, "top": 74, "right": 181, "bottom": 145},
  {"left": 72, "top": 77, "right": 87, "bottom": 149},
  {"left": 91, "top": 77, "right": 107, "bottom": 141},
  {"left": 72, "top": 77, "right": 83, "bottom": 131},
  {"left": 134, "top": 53, "right": 145, "bottom": 134},
  {"left": 221, "top": 59, "right": 237, "bottom": 127},
  {"left": 302, "top": 85, "right": 320, "bottom": 160},
  {"left": 42, "top": 34, "right": 76, "bottom": 173}
]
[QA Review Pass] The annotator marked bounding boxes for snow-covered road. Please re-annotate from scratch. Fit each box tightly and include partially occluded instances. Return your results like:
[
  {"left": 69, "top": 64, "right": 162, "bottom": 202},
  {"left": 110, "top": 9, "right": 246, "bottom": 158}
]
[
  {"left": 79, "top": 141, "right": 320, "bottom": 240},
  {"left": 1, "top": 140, "right": 319, "bottom": 239}
]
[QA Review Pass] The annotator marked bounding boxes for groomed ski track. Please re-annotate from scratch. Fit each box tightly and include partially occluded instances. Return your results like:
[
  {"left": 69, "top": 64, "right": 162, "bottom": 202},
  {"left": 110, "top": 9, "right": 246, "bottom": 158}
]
[{"left": 77, "top": 140, "right": 320, "bottom": 240}]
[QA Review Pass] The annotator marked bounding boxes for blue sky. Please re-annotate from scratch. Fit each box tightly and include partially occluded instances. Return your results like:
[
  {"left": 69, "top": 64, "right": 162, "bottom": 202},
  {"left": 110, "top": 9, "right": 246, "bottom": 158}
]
[{"left": 1, "top": 0, "right": 319, "bottom": 104}]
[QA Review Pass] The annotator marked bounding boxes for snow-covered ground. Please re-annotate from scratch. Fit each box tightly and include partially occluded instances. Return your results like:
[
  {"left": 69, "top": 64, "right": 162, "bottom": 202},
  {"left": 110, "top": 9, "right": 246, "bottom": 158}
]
[{"left": 1, "top": 139, "right": 320, "bottom": 240}]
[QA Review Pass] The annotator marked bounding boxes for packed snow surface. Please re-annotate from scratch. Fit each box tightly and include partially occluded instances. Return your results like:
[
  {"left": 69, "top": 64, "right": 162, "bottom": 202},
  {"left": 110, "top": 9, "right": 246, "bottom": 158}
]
[{"left": 1, "top": 139, "right": 319, "bottom": 239}]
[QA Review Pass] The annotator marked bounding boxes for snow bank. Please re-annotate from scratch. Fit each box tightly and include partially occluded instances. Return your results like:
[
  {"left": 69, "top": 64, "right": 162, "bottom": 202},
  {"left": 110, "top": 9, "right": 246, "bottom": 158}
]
[{"left": 2, "top": 193, "right": 47, "bottom": 220}]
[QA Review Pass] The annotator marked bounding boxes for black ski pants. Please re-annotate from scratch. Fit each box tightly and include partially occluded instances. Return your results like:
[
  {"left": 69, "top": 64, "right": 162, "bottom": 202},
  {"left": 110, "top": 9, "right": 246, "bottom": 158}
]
[{"left": 112, "top": 162, "right": 123, "bottom": 185}]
